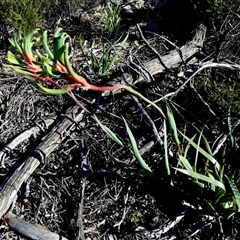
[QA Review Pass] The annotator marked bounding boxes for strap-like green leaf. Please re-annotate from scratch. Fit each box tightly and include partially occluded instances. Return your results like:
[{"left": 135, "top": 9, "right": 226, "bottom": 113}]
[
  {"left": 36, "top": 82, "right": 72, "bottom": 95},
  {"left": 178, "top": 155, "right": 193, "bottom": 173},
  {"left": 6, "top": 51, "right": 24, "bottom": 65},
  {"left": 165, "top": 102, "right": 180, "bottom": 146},
  {"left": 179, "top": 131, "right": 220, "bottom": 171},
  {"left": 226, "top": 176, "right": 240, "bottom": 212},
  {"left": 95, "top": 117, "right": 125, "bottom": 148},
  {"left": 123, "top": 118, "right": 152, "bottom": 172},
  {"left": 174, "top": 168, "right": 225, "bottom": 190},
  {"left": 24, "top": 28, "right": 39, "bottom": 61},
  {"left": 42, "top": 30, "right": 54, "bottom": 60},
  {"left": 163, "top": 119, "right": 171, "bottom": 176}
]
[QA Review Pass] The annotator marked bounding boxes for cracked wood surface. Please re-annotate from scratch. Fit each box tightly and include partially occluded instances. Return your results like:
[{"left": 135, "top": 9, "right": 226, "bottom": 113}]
[
  {"left": 138, "top": 24, "right": 206, "bottom": 79},
  {"left": 0, "top": 105, "right": 85, "bottom": 218}
]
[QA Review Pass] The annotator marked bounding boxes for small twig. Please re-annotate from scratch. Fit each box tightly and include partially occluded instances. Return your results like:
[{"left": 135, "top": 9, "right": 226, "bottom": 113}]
[
  {"left": 154, "top": 207, "right": 190, "bottom": 238},
  {"left": 183, "top": 215, "right": 215, "bottom": 240},
  {"left": 189, "top": 80, "right": 217, "bottom": 117},
  {"left": 151, "top": 61, "right": 240, "bottom": 104},
  {"left": 113, "top": 184, "right": 131, "bottom": 232},
  {"left": 221, "top": 0, "right": 240, "bottom": 19},
  {"left": 75, "top": 129, "right": 90, "bottom": 240},
  {"left": 0, "top": 77, "right": 19, "bottom": 80},
  {"left": 170, "top": 62, "right": 240, "bottom": 99},
  {"left": 128, "top": 51, "right": 154, "bottom": 83},
  {"left": 136, "top": 24, "right": 173, "bottom": 72}
]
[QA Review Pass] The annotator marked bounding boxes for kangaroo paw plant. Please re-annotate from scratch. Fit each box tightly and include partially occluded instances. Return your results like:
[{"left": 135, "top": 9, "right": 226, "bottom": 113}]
[{"left": 4, "top": 28, "right": 165, "bottom": 118}]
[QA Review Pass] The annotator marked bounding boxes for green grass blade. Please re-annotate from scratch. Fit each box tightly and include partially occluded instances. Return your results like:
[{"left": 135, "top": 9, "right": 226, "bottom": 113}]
[
  {"left": 179, "top": 131, "right": 220, "bottom": 171},
  {"left": 178, "top": 155, "right": 193, "bottom": 173},
  {"left": 165, "top": 102, "right": 181, "bottom": 149},
  {"left": 36, "top": 82, "right": 71, "bottom": 95},
  {"left": 101, "top": 32, "right": 128, "bottom": 74},
  {"left": 174, "top": 168, "right": 225, "bottom": 190},
  {"left": 194, "top": 130, "right": 203, "bottom": 172},
  {"left": 183, "top": 134, "right": 196, "bottom": 159},
  {"left": 123, "top": 118, "right": 152, "bottom": 172},
  {"left": 228, "top": 109, "right": 235, "bottom": 148},
  {"left": 201, "top": 132, "right": 213, "bottom": 155},
  {"left": 191, "top": 125, "right": 213, "bottom": 155},
  {"left": 163, "top": 120, "right": 171, "bottom": 176},
  {"left": 226, "top": 176, "right": 240, "bottom": 212},
  {"left": 90, "top": 50, "right": 101, "bottom": 72},
  {"left": 213, "top": 188, "right": 226, "bottom": 205},
  {"left": 207, "top": 172, "right": 216, "bottom": 192},
  {"left": 95, "top": 117, "right": 125, "bottom": 148}
]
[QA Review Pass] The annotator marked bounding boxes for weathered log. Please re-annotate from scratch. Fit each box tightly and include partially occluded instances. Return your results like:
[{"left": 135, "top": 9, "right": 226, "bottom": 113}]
[
  {"left": 0, "top": 105, "right": 85, "bottom": 218},
  {"left": 136, "top": 24, "right": 206, "bottom": 80},
  {"left": 4, "top": 213, "right": 68, "bottom": 240},
  {"left": 0, "top": 118, "right": 56, "bottom": 168}
]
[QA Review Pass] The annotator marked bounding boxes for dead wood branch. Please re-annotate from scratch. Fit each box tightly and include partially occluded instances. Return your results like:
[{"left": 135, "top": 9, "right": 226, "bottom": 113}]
[
  {"left": 0, "top": 105, "right": 85, "bottom": 219},
  {"left": 137, "top": 24, "right": 207, "bottom": 80},
  {"left": 3, "top": 213, "right": 68, "bottom": 240},
  {"left": 0, "top": 117, "right": 56, "bottom": 168}
]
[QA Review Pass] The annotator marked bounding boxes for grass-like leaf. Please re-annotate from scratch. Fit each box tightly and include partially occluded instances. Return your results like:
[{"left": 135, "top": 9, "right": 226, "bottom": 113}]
[
  {"left": 95, "top": 117, "right": 125, "bottom": 148},
  {"left": 213, "top": 188, "right": 226, "bottom": 205},
  {"left": 123, "top": 118, "right": 152, "bottom": 172},
  {"left": 101, "top": 32, "right": 128, "bottom": 74},
  {"left": 165, "top": 102, "right": 181, "bottom": 152},
  {"left": 227, "top": 109, "right": 235, "bottom": 148},
  {"left": 226, "top": 176, "right": 240, "bottom": 212},
  {"left": 166, "top": 102, "right": 180, "bottom": 145},
  {"left": 36, "top": 82, "right": 72, "bottom": 95},
  {"left": 179, "top": 131, "right": 220, "bottom": 171},
  {"left": 163, "top": 120, "right": 170, "bottom": 175},
  {"left": 188, "top": 124, "right": 213, "bottom": 155},
  {"left": 178, "top": 155, "right": 193, "bottom": 173},
  {"left": 174, "top": 168, "right": 225, "bottom": 190}
]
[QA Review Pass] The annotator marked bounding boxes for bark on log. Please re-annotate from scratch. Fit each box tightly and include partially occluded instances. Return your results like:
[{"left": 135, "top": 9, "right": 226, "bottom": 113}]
[
  {"left": 4, "top": 213, "right": 68, "bottom": 240},
  {"left": 0, "top": 105, "right": 85, "bottom": 218},
  {"left": 137, "top": 24, "right": 206, "bottom": 80}
]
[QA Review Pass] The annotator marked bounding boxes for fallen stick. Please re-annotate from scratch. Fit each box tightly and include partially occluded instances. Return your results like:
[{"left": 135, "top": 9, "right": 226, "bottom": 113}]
[
  {"left": 0, "top": 117, "right": 56, "bottom": 168},
  {"left": 3, "top": 213, "right": 68, "bottom": 240},
  {"left": 142, "top": 24, "right": 206, "bottom": 75},
  {"left": 0, "top": 105, "right": 85, "bottom": 218},
  {"left": 131, "top": 24, "right": 206, "bottom": 83}
]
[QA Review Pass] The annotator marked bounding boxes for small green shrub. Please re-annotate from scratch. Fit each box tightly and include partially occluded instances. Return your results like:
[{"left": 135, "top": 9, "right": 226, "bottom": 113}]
[
  {"left": 206, "top": 0, "right": 224, "bottom": 26},
  {"left": 95, "top": 2, "right": 121, "bottom": 39},
  {"left": 202, "top": 0, "right": 239, "bottom": 28},
  {"left": 129, "top": 211, "right": 144, "bottom": 225},
  {"left": 197, "top": 76, "right": 240, "bottom": 113},
  {"left": 0, "top": 0, "right": 51, "bottom": 35}
]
